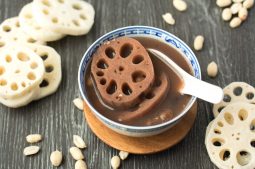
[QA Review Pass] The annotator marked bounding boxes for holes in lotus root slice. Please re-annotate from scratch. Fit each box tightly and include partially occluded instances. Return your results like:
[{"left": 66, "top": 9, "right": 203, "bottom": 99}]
[
  {"left": 40, "top": 53, "right": 48, "bottom": 61},
  {"left": 219, "top": 149, "right": 231, "bottom": 161},
  {"left": 35, "top": 26, "right": 41, "bottom": 30},
  {"left": 105, "top": 47, "right": 116, "bottom": 59},
  {"left": 122, "top": 83, "right": 132, "bottom": 96},
  {"left": 118, "top": 66, "right": 124, "bottom": 71},
  {"left": 100, "top": 78, "right": 106, "bottom": 85},
  {"left": 5, "top": 55, "right": 12, "bottom": 63},
  {"left": 72, "top": 20, "right": 80, "bottom": 27},
  {"left": 224, "top": 112, "right": 234, "bottom": 125},
  {"left": 0, "top": 79, "right": 7, "bottom": 86},
  {"left": 0, "top": 41, "right": 5, "bottom": 48},
  {"left": 21, "top": 82, "right": 26, "bottom": 88},
  {"left": 236, "top": 151, "right": 251, "bottom": 166},
  {"left": 10, "top": 83, "right": 18, "bottom": 91},
  {"left": 212, "top": 138, "right": 225, "bottom": 147},
  {"left": 0, "top": 66, "right": 5, "bottom": 76},
  {"left": 145, "top": 92, "right": 155, "bottom": 99},
  {"left": 217, "top": 106, "right": 225, "bottom": 113},
  {"left": 250, "top": 140, "right": 255, "bottom": 148},
  {"left": 30, "top": 62, "right": 38, "bottom": 69},
  {"left": 246, "top": 92, "right": 254, "bottom": 100},
  {"left": 214, "top": 129, "right": 222, "bottom": 134},
  {"left": 238, "top": 109, "right": 248, "bottom": 121},
  {"left": 15, "top": 70, "right": 20, "bottom": 74},
  {"left": 45, "top": 65, "right": 54, "bottom": 73},
  {"left": 58, "top": 0, "right": 64, "bottom": 3},
  {"left": 80, "top": 14, "right": 87, "bottom": 20},
  {"left": 120, "top": 43, "right": 133, "bottom": 58},
  {"left": 107, "top": 80, "right": 117, "bottom": 95},
  {"left": 27, "top": 38, "right": 37, "bottom": 43},
  {"left": 39, "top": 79, "right": 49, "bottom": 88},
  {"left": 43, "top": 9, "right": 49, "bottom": 15},
  {"left": 132, "top": 71, "right": 146, "bottom": 83},
  {"left": 27, "top": 72, "right": 36, "bottom": 81},
  {"left": 96, "top": 71, "right": 104, "bottom": 77},
  {"left": 132, "top": 55, "right": 144, "bottom": 64},
  {"left": 42, "top": 0, "right": 51, "bottom": 7},
  {"left": 2, "top": 25, "right": 11, "bottom": 32},
  {"left": 97, "top": 59, "right": 108, "bottom": 69},
  {"left": 250, "top": 119, "right": 255, "bottom": 132},
  {"left": 15, "top": 21, "right": 20, "bottom": 27},
  {"left": 51, "top": 17, "right": 59, "bottom": 24},
  {"left": 223, "top": 94, "right": 231, "bottom": 102},
  {"left": 72, "top": 3, "right": 82, "bottom": 10},
  {"left": 233, "top": 86, "right": 243, "bottom": 96},
  {"left": 17, "top": 52, "right": 30, "bottom": 61},
  {"left": 217, "top": 121, "right": 224, "bottom": 127},
  {"left": 25, "top": 13, "right": 33, "bottom": 19}
]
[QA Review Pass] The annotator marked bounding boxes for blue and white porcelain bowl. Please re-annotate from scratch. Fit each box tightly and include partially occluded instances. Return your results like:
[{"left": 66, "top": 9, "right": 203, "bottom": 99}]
[{"left": 78, "top": 26, "right": 201, "bottom": 137}]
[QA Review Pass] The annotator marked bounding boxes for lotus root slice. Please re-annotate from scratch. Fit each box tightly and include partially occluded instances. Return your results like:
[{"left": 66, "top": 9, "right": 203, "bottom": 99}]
[
  {"left": 91, "top": 37, "right": 155, "bottom": 109},
  {"left": 213, "top": 82, "right": 255, "bottom": 117}
]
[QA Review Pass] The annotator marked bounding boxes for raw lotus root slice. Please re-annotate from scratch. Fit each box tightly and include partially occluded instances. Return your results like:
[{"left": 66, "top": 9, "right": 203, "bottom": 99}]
[
  {"left": 91, "top": 37, "right": 155, "bottom": 109},
  {"left": 213, "top": 82, "right": 255, "bottom": 117},
  {"left": 0, "top": 44, "right": 61, "bottom": 107},
  {"left": 25, "top": 44, "right": 62, "bottom": 100},
  {"left": 19, "top": 3, "right": 64, "bottom": 42},
  {"left": 0, "top": 87, "right": 39, "bottom": 108},
  {"left": 0, "top": 17, "right": 45, "bottom": 50},
  {"left": 206, "top": 102, "right": 255, "bottom": 169},
  {"left": 32, "top": 0, "right": 95, "bottom": 35},
  {"left": 0, "top": 45, "right": 45, "bottom": 99},
  {"left": 117, "top": 71, "right": 170, "bottom": 123}
]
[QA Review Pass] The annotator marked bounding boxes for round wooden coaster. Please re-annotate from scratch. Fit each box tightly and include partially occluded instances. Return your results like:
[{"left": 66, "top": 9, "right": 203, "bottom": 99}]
[{"left": 83, "top": 102, "right": 197, "bottom": 154}]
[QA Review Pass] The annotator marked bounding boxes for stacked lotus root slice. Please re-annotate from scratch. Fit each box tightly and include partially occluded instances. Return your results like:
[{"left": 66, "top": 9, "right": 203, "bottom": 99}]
[
  {"left": 205, "top": 82, "right": 255, "bottom": 168},
  {"left": 0, "top": 0, "right": 95, "bottom": 107},
  {"left": 91, "top": 37, "right": 172, "bottom": 124},
  {"left": 0, "top": 43, "right": 62, "bottom": 108}
]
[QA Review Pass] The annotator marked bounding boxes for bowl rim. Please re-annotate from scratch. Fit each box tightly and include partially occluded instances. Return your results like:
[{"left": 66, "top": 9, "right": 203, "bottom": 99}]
[{"left": 78, "top": 25, "right": 201, "bottom": 130}]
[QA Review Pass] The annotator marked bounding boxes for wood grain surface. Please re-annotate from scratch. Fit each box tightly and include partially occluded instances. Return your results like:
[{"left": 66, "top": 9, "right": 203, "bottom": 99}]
[{"left": 0, "top": 0, "right": 254, "bottom": 169}]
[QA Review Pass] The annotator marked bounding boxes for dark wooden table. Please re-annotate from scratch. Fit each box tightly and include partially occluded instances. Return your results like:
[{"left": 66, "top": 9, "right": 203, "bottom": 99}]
[{"left": 0, "top": 0, "right": 254, "bottom": 168}]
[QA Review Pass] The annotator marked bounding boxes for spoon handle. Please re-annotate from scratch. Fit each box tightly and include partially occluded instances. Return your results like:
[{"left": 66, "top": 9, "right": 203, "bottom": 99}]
[
  {"left": 147, "top": 48, "right": 223, "bottom": 104},
  {"left": 181, "top": 74, "right": 223, "bottom": 104}
]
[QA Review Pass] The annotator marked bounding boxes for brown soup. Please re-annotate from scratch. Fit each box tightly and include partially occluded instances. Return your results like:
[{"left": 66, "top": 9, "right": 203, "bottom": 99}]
[{"left": 85, "top": 37, "right": 193, "bottom": 126}]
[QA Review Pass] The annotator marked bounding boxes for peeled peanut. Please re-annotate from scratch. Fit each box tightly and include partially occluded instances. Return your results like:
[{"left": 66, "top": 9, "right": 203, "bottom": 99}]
[
  {"left": 230, "top": 3, "right": 242, "bottom": 14},
  {"left": 111, "top": 156, "right": 121, "bottom": 169},
  {"left": 207, "top": 62, "right": 218, "bottom": 78},
  {"left": 173, "top": 0, "right": 187, "bottom": 12},
  {"left": 230, "top": 17, "right": 242, "bottom": 28},
  {"left": 162, "top": 13, "right": 175, "bottom": 25},
  {"left": 238, "top": 8, "right": 248, "bottom": 21},
  {"left": 243, "top": 0, "right": 254, "bottom": 9},
  {"left": 193, "top": 35, "right": 204, "bottom": 51},
  {"left": 216, "top": 0, "right": 232, "bottom": 7},
  {"left": 222, "top": 8, "right": 232, "bottom": 21}
]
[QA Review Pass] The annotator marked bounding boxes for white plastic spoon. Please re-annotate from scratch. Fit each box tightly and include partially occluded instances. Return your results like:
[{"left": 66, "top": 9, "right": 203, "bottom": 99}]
[{"left": 147, "top": 48, "right": 223, "bottom": 104}]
